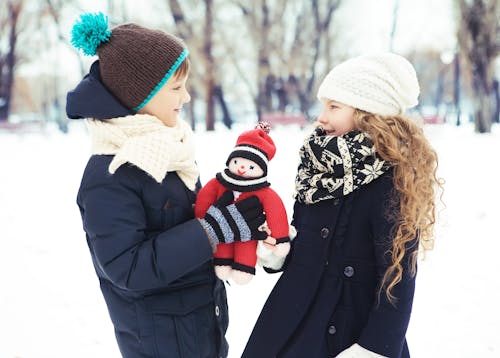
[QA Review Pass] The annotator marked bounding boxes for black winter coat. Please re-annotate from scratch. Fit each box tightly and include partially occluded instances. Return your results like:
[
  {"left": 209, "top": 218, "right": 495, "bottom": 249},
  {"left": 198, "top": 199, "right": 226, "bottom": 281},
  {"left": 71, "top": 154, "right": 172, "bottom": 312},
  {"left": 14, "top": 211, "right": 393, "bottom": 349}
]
[
  {"left": 243, "top": 170, "right": 415, "bottom": 358},
  {"left": 70, "top": 61, "right": 229, "bottom": 358}
]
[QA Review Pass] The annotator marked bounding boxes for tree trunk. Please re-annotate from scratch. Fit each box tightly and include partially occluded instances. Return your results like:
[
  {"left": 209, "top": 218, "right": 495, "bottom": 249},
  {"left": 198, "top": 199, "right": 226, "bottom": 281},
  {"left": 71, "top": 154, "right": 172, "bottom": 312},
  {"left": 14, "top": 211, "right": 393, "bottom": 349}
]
[
  {"left": 493, "top": 79, "right": 499, "bottom": 124},
  {"left": 204, "top": 0, "right": 215, "bottom": 131},
  {"left": 453, "top": 52, "right": 461, "bottom": 126},
  {"left": 457, "top": 0, "right": 498, "bottom": 133},
  {"left": 434, "top": 67, "right": 445, "bottom": 110},
  {"left": 473, "top": 92, "right": 492, "bottom": 133},
  {"left": 276, "top": 78, "right": 288, "bottom": 112},
  {"left": 256, "top": 0, "right": 272, "bottom": 119},
  {"left": 214, "top": 85, "right": 232, "bottom": 129},
  {"left": 0, "top": 2, "right": 22, "bottom": 122},
  {"left": 187, "top": 89, "right": 197, "bottom": 130},
  {"left": 473, "top": 76, "right": 493, "bottom": 133},
  {"left": 389, "top": 0, "right": 400, "bottom": 51}
]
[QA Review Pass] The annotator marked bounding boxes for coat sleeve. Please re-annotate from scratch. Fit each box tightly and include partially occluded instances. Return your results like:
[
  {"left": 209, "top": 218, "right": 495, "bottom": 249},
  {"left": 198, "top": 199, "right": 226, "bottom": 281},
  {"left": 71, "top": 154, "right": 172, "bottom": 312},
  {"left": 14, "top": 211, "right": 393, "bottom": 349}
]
[
  {"left": 357, "top": 179, "right": 417, "bottom": 357},
  {"left": 78, "top": 168, "right": 214, "bottom": 292}
]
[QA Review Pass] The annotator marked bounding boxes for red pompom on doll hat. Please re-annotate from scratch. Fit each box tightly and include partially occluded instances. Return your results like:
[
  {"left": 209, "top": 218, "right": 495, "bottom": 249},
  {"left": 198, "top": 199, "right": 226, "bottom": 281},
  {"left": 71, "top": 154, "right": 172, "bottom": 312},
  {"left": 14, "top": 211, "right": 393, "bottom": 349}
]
[{"left": 226, "top": 122, "right": 276, "bottom": 175}]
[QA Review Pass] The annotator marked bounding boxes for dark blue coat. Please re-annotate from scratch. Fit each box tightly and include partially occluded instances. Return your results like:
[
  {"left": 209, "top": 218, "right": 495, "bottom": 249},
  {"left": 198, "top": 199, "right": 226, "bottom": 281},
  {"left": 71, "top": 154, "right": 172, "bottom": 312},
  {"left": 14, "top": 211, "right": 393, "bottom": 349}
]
[
  {"left": 70, "top": 61, "right": 229, "bottom": 358},
  {"left": 243, "top": 170, "right": 416, "bottom": 358}
]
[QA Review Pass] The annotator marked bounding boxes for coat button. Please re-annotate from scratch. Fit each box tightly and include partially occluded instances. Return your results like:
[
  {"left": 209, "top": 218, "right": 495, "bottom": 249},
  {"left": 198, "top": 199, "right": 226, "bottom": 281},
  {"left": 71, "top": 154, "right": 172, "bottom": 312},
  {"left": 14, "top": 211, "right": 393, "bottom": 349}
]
[
  {"left": 333, "top": 198, "right": 340, "bottom": 206},
  {"left": 343, "top": 266, "right": 355, "bottom": 277},
  {"left": 215, "top": 305, "right": 220, "bottom": 316},
  {"left": 328, "top": 325, "right": 336, "bottom": 335},
  {"left": 320, "top": 227, "right": 329, "bottom": 238}
]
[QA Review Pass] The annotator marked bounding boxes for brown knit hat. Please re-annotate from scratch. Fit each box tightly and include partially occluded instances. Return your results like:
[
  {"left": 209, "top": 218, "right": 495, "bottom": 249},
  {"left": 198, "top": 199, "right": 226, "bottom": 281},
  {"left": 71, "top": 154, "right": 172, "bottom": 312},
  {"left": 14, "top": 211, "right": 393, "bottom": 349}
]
[{"left": 70, "top": 12, "right": 188, "bottom": 111}]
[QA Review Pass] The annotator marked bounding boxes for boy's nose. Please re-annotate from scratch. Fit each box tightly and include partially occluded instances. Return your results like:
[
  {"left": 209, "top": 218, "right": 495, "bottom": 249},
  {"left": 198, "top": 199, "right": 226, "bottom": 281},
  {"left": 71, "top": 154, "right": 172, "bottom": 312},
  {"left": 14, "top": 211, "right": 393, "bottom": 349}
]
[{"left": 183, "top": 90, "right": 191, "bottom": 104}]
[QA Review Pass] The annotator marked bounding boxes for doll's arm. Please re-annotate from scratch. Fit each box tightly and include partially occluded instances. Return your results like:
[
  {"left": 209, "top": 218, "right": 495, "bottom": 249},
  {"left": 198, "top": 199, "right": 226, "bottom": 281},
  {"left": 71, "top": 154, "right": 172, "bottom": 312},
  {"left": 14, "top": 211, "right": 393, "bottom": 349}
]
[
  {"left": 194, "top": 178, "right": 223, "bottom": 218},
  {"left": 259, "top": 188, "right": 290, "bottom": 242}
]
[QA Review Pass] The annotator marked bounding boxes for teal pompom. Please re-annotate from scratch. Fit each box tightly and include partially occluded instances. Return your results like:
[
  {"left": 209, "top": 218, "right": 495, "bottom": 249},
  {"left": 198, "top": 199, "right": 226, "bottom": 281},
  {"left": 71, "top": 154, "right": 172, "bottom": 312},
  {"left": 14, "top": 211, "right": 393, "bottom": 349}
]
[{"left": 71, "top": 12, "right": 111, "bottom": 56}]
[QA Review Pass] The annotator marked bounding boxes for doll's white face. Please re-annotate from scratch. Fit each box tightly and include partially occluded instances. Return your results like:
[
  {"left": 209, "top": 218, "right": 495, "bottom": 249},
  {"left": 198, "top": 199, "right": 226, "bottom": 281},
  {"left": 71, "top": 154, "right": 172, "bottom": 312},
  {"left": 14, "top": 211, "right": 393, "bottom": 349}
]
[{"left": 228, "top": 157, "right": 264, "bottom": 178}]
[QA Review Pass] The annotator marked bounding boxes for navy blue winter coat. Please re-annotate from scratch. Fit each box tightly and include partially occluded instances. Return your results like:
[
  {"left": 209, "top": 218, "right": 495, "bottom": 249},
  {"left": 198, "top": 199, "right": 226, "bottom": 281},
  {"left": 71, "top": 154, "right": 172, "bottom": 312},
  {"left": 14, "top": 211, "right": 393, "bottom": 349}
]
[
  {"left": 69, "top": 61, "right": 229, "bottom": 358},
  {"left": 243, "top": 170, "right": 416, "bottom": 358}
]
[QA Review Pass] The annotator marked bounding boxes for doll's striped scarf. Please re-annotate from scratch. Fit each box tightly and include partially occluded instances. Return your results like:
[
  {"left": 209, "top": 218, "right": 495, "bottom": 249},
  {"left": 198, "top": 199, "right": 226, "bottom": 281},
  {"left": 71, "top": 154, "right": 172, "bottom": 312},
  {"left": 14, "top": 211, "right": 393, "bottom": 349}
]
[{"left": 295, "top": 128, "right": 391, "bottom": 204}]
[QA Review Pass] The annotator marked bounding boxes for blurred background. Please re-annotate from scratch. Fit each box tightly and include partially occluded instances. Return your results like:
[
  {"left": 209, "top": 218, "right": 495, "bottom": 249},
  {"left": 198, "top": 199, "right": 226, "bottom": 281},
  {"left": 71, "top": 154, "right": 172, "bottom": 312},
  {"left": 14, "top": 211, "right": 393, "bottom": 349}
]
[
  {"left": 1, "top": 1, "right": 500, "bottom": 357},
  {"left": 0, "top": 0, "right": 498, "bottom": 133}
]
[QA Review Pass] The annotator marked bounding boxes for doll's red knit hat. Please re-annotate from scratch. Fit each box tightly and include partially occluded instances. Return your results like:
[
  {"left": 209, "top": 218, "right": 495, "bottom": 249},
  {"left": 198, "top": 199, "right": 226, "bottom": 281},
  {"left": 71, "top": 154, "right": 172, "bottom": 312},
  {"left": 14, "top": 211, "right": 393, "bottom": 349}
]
[{"left": 226, "top": 122, "right": 276, "bottom": 175}]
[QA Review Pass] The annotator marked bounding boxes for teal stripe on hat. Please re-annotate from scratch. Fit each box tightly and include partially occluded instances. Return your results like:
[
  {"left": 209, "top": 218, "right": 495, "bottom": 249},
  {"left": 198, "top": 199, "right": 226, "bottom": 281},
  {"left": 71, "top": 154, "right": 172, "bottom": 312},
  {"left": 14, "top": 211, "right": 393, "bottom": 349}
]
[{"left": 133, "top": 48, "right": 189, "bottom": 112}]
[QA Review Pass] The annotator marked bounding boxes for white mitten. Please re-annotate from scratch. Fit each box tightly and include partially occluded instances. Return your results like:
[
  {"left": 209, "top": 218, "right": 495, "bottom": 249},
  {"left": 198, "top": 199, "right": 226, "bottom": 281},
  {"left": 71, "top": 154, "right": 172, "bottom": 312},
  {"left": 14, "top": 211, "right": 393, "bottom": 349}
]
[
  {"left": 256, "top": 225, "right": 296, "bottom": 270},
  {"left": 335, "top": 344, "right": 388, "bottom": 358}
]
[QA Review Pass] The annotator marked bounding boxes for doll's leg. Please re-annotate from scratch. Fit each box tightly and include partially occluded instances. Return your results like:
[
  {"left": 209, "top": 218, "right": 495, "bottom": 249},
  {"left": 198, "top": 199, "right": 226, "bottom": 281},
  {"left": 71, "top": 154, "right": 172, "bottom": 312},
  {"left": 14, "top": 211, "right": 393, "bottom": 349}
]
[
  {"left": 231, "top": 241, "right": 257, "bottom": 284},
  {"left": 214, "top": 243, "right": 234, "bottom": 280}
]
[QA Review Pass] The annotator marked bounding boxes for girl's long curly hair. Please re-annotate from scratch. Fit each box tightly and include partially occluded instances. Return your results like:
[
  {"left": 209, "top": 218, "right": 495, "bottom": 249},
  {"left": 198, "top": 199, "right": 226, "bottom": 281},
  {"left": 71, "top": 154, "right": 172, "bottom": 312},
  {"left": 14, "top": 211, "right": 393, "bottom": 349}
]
[{"left": 353, "top": 110, "right": 443, "bottom": 304}]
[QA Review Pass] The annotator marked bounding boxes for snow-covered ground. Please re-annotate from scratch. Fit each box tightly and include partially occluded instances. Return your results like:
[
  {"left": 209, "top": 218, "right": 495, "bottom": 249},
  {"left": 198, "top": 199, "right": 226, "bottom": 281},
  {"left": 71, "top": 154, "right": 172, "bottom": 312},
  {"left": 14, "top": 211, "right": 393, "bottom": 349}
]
[{"left": 0, "top": 121, "right": 499, "bottom": 357}]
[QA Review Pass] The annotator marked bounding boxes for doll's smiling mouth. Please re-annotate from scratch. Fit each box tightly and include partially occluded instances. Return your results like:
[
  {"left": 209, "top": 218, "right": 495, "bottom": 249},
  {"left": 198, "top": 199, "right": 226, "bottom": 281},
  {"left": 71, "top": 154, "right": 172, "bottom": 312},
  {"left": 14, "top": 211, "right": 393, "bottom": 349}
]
[{"left": 237, "top": 169, "right": 246, "bottom": 175}]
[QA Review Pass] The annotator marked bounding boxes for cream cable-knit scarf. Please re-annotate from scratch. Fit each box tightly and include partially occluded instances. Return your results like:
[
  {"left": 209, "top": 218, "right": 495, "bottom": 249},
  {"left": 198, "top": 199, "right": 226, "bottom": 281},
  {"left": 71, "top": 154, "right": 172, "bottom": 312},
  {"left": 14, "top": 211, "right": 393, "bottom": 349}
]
[{"left": 86, "top": 114, "right": 199, "bottom": 190}]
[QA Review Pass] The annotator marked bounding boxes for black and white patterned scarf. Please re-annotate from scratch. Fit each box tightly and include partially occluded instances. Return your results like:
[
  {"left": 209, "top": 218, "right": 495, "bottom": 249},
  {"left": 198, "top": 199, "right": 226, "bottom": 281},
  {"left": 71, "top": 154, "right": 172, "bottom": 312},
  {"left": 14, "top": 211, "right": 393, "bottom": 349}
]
[{"left": 295, "top": 127, "right": 392, "bottom": 204}]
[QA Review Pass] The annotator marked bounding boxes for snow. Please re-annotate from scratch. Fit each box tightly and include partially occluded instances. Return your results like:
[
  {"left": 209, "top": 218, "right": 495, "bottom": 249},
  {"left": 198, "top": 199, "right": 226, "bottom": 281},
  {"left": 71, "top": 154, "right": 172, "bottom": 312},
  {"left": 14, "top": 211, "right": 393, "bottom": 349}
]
[{"left": 0, "top": 122, "right": 499, "bottom": 357}]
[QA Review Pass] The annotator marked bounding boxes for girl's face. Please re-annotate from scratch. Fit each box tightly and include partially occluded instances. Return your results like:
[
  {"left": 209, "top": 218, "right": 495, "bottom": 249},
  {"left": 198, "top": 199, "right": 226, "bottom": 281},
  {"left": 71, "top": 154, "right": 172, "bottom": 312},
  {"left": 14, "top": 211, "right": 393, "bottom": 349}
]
[
  {"left": 138, "top": 74, "right": 191, "bottom": 127},
  {"left": 317, "top": 98, "right": 356, "bottom": 136},
  {"left": 228, "top": 157, "right": 264, "bottom": 178}
]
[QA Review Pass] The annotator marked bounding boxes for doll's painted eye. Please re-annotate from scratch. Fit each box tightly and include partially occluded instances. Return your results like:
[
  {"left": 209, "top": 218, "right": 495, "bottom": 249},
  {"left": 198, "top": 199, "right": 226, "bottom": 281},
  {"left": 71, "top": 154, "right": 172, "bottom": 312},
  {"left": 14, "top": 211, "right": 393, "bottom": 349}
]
[
  {"left": 249, "top": 165, "right": 255, "bottom": 170},
  {"left": 233, "top": 159, "right": 238, "bottom": 164}
]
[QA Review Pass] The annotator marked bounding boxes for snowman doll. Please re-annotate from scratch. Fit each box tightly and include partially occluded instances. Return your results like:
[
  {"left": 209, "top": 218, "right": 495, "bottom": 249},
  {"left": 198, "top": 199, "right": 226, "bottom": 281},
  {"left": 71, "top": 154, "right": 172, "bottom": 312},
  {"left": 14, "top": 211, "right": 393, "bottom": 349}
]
[{"left": 195, "top": 122, "right": 290, "bottom": 284}]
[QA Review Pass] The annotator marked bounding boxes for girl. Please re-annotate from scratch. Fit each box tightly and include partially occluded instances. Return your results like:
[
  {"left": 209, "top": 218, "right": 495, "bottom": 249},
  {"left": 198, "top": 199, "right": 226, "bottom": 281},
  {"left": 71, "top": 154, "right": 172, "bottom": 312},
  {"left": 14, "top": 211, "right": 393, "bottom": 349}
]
[
  {"left": 245, "top": 53, "right": 442, "bottom": 358},
  {"left": 67, "top": 13, "right": 266, "bottom": 358}
]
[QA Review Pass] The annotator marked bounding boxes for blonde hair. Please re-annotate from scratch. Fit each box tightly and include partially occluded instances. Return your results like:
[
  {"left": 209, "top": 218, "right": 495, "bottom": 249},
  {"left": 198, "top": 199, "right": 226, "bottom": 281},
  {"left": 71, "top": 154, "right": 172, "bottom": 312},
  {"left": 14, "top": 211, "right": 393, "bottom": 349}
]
[{"left": 353, "top": 110, "right": 443, "bottom": 304}]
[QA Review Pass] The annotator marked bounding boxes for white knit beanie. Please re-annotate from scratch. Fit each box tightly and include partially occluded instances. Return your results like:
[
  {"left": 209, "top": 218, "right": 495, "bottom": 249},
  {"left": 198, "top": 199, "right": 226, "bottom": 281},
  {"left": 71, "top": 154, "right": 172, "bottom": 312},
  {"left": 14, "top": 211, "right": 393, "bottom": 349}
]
[{"left": 317, "top": 52, "right": 420, "bottom": 116}]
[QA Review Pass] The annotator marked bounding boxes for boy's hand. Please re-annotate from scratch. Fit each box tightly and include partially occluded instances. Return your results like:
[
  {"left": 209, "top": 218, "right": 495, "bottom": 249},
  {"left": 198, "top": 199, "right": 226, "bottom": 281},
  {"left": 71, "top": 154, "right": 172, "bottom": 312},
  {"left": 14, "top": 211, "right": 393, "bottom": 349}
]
[{"left": 200, "top": 192, "right": 268, "bottom": 244}]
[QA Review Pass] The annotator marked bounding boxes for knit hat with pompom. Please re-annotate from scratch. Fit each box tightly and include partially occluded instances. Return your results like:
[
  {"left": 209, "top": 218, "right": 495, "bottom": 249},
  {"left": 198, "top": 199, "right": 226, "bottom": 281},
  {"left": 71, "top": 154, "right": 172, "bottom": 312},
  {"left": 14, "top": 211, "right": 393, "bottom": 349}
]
[
  {"left": 70, "top": 12, "right": 188, "bottom": 111},
  {"left": 317, "top": 52, "right": 420, "bottom": 116}
]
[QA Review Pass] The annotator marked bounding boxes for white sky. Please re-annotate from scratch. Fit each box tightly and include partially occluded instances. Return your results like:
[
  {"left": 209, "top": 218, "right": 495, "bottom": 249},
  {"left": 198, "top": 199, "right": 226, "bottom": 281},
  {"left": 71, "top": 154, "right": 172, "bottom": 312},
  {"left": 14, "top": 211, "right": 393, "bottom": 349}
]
[{"left": 335, "top": 0, "right": 456, "bottom": 55}]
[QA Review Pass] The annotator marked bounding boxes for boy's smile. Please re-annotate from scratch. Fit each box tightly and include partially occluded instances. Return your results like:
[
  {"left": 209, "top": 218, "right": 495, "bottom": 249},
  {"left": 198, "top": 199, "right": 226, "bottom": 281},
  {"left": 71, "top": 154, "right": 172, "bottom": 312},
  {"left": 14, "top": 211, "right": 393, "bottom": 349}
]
[{"left": 138, "top": 75, "right": 190, "bottom": 127}]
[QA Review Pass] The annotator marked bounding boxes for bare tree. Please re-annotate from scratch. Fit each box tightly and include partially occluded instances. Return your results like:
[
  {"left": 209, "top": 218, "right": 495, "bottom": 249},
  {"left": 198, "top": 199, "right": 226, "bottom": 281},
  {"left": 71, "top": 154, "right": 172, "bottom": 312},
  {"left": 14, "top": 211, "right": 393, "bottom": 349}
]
[
  {"left": 0, "top": 0, "right": 23, "bottom": 122},
  {"left": 389, "top": 0, "right": 400, "bottom": 51},
  {"left": 166, "top": 0, "right": 233, "bottom": 130},
  {"left": 457, "top": 0, "right": 500, "bottom": 133},
  {"left": 298, "top": 0, "right": 340, "bottom": 115},
  {"left": 230, "top": 0, "right": 341, "bottom": 119}
]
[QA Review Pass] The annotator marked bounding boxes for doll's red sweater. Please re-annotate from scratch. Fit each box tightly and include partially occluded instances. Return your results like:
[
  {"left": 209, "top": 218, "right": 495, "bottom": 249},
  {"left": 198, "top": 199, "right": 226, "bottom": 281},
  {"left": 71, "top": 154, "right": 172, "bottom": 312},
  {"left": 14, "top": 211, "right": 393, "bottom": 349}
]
[{"left": 195, "top": 178, "right": 289, "bottom": 240}]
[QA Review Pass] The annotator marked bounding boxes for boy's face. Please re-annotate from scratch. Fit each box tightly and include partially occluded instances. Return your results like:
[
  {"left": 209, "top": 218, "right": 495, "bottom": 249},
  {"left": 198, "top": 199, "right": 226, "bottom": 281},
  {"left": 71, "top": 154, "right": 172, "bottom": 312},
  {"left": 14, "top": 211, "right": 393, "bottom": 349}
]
[
  {"left": 317, "top": 98, "right": 355, "bottom": 136},
  {"left": 138, "top": 74, "right": 190, "bottom": 127},
  {"left": 228, "top": 157, "right": 264, "bottom": 178}
]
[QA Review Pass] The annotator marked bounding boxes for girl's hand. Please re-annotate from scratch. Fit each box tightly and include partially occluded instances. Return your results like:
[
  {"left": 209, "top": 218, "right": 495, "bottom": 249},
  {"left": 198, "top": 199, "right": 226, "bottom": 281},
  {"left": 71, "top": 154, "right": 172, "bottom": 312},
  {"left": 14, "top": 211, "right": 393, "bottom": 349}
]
[
  {"left": 263, "top": 235, "right": 277, "bottom": 249},
  {"left": 258, "top": 224, "right": 277, "bottom": 249}
]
